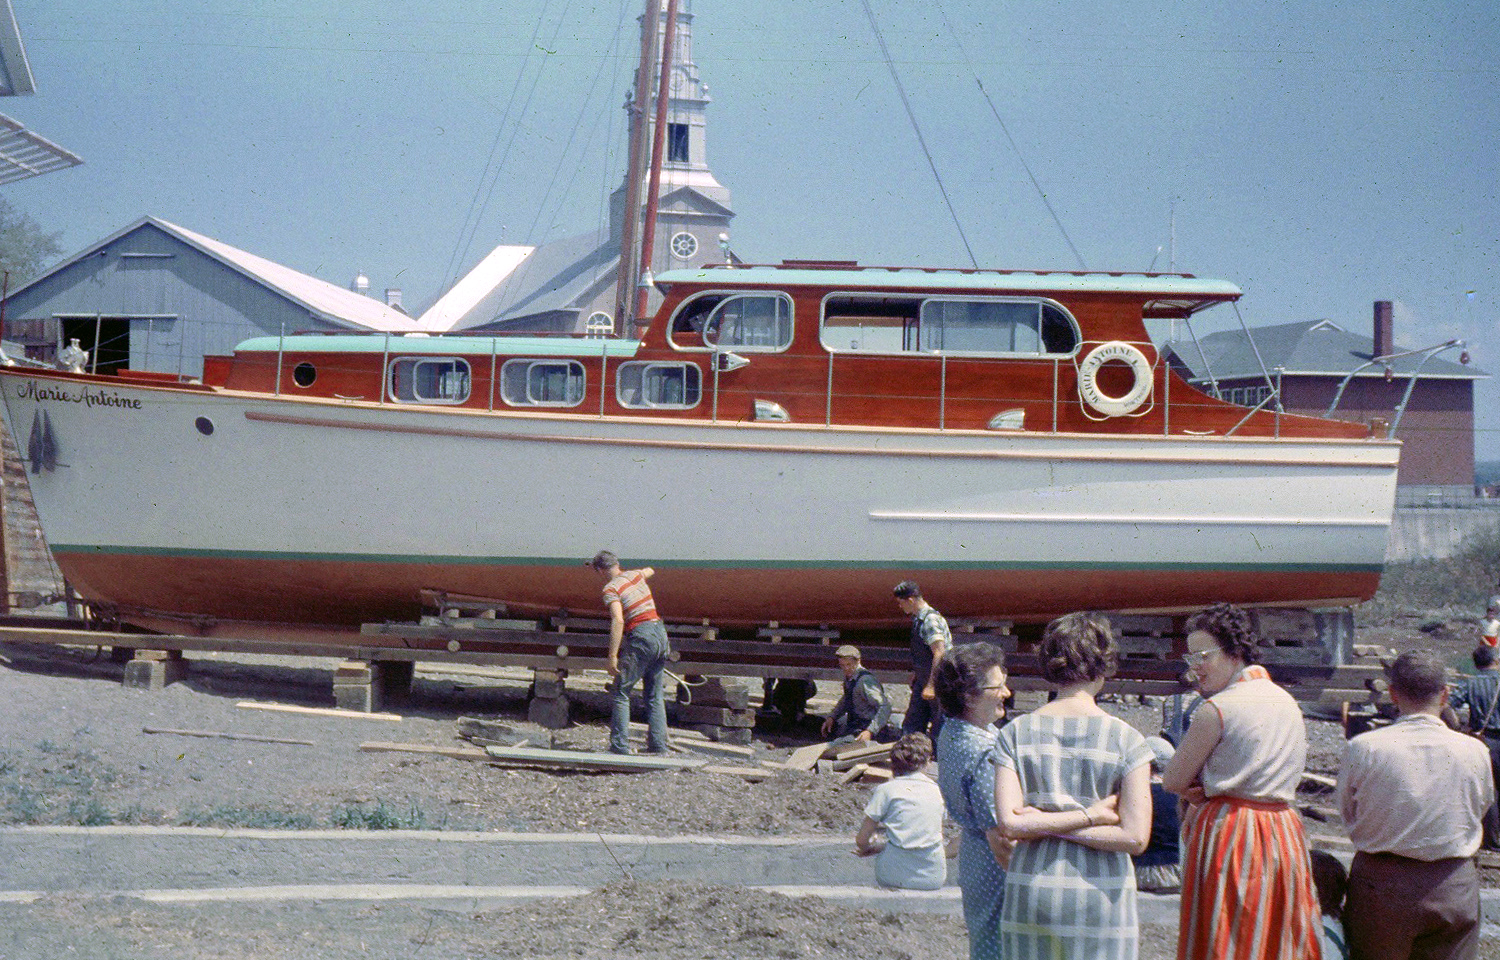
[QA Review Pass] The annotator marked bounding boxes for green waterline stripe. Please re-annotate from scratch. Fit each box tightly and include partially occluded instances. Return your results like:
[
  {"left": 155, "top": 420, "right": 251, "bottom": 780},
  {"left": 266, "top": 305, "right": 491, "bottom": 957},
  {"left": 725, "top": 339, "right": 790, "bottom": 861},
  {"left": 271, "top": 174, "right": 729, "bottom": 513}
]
[{"left": 50, "top": 545, "right": 1383, "bottom": 574}]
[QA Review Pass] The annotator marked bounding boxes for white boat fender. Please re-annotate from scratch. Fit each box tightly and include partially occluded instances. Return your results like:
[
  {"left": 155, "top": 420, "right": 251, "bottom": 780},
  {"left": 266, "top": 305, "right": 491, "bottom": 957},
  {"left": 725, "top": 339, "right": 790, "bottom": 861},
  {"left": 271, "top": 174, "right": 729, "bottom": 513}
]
[{"left": 1077, "top": 341, "right": 1153, "bottom": 417}]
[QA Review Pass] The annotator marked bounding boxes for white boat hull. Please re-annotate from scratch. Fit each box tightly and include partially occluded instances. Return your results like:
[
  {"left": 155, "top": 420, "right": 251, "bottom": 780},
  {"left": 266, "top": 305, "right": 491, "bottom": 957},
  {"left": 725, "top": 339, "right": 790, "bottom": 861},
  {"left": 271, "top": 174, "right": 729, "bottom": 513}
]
[{"left": 0, "top": 369, "right": 1399, "bottom": 630}]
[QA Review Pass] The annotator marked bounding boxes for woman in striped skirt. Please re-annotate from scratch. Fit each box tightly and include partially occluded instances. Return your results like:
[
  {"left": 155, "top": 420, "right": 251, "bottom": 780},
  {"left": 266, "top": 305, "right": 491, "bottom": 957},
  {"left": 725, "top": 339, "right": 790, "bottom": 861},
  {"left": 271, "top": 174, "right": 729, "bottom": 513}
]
[{"left": 1163, "top": 603, "right": 1322, "bottom": 960}]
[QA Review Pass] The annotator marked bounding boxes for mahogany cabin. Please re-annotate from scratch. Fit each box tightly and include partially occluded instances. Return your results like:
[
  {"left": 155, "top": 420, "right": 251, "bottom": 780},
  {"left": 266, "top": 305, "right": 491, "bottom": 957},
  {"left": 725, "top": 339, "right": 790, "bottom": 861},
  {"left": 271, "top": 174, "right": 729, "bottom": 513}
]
[{"left": 198, "top": 263, "right": 1374, "bottom": 443}]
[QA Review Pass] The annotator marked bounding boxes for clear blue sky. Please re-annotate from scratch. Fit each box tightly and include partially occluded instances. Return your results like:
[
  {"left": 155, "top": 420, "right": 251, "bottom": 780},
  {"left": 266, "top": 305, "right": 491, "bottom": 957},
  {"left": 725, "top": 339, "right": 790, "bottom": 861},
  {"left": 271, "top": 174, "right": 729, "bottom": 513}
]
[{"left": 6, "top": 0, "right": 1498, "bottom": 455}]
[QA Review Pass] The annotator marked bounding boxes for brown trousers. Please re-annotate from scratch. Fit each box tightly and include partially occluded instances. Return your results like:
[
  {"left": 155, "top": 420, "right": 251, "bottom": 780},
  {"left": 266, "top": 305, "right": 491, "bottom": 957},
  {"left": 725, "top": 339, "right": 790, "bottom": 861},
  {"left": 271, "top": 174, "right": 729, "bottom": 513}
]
[{"left": 1345, "top": 851, "right": 1480, "bottom": 960}]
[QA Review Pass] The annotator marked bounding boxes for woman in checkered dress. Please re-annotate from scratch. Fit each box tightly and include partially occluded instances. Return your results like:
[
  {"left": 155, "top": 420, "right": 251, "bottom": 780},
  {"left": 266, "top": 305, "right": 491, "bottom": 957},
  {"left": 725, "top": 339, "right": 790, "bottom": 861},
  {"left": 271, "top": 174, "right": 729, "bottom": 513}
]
[{"left": 994, "top": 612, "right": 1154, "bottom": 960}]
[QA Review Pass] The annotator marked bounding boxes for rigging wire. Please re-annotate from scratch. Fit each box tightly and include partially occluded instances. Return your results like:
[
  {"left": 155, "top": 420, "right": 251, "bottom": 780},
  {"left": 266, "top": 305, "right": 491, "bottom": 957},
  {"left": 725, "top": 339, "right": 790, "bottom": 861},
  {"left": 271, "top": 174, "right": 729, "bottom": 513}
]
[
  {"left": 930, "top": 0, "right": 1087, "bottom": 271},
  {"left": 443, "top": 1, "right": 559, "bottom": 288},
  {"left": 524, "top": 1, "right": 633, "bottom": 248},
  {"left": 857, "top": 0, "right": 978, "bottom": 269}
]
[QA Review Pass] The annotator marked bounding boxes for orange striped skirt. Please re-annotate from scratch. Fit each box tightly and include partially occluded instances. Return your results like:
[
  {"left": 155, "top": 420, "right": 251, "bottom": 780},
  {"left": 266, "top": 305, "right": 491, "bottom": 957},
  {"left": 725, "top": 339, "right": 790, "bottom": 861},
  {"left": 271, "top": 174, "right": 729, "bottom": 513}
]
[{"left": 1177, "top": 796, "right": 1322, "bottom": 960}]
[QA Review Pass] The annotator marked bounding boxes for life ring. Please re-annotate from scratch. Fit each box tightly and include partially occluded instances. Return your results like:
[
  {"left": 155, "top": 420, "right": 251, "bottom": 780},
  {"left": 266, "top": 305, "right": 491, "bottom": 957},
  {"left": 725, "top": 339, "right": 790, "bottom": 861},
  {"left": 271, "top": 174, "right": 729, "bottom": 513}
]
[{"left": 1077, "top": 341, "right": 1153, "bottom": 417}]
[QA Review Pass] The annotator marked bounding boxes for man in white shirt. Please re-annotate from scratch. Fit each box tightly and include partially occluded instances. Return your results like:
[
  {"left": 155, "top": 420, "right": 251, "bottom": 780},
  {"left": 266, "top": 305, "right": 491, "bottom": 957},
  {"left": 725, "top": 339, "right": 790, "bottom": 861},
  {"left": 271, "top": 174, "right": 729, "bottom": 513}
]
[{"left": 1338, "top": 650, "right": 1494, "bottom": 960}]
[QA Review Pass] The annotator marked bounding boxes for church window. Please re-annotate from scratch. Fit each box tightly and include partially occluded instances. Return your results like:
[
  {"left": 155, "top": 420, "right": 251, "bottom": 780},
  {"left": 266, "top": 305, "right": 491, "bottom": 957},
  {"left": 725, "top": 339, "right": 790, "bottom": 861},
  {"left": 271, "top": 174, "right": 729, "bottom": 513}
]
[{"left": 667, "top": 122, "right": 690, "bottom": 163}]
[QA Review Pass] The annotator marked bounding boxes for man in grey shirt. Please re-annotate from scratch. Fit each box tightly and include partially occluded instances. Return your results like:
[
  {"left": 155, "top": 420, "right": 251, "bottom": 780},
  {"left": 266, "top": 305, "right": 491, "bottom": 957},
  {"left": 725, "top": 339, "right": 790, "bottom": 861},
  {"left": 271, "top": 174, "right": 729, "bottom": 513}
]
[{"left": 822, "top": 645, "right": 891, "bottom": 746}]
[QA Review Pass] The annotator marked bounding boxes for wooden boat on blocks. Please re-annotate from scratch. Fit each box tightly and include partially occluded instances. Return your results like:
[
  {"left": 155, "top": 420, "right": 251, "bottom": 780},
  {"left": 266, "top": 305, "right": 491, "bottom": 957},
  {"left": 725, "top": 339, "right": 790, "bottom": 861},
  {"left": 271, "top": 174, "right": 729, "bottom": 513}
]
[{"left": 0, "top": 262, "right": 1399, "bottom": 647}]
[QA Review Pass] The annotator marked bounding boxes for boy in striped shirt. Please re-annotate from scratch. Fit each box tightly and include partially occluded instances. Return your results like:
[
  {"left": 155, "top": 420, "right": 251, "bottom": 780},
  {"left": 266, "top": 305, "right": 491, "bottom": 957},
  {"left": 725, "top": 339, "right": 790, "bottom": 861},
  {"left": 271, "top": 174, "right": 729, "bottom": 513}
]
[{"left": 590, "top": 550, "right": 671, "bottom": 755}]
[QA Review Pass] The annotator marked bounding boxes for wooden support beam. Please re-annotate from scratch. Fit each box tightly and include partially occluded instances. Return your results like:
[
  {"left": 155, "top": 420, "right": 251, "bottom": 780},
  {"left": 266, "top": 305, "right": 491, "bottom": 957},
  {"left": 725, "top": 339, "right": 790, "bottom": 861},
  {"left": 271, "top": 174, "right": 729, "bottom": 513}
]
[
  {"left": 143, "top": 726, "right": 314, "bottom": 746},
  {"left": 359, "top": 741, "right": 491, "bottom": 762},
  {"left": 237, "top": 700, "right": 402, "bottom": 722},
  {"left": 785, "top": 742, "right": 830, "bottom": 771},
  {"left": 483, "top": 744, "right": 708, "bottom": 774}
]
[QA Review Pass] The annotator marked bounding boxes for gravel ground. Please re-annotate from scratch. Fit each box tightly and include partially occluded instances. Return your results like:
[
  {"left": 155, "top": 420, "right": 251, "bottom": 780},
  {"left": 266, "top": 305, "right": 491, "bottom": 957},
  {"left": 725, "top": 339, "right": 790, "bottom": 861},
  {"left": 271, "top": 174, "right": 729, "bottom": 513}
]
[{"left": 0, "top": 615, "right": 1491, "bottom": 959}]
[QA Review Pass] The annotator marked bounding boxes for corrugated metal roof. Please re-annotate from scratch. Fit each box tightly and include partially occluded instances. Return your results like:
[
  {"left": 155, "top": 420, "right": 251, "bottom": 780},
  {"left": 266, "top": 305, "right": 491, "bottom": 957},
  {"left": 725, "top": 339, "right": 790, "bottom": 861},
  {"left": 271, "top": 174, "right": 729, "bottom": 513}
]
[
  {"left": 1172, "top": 319, "right": 1484, "bottom": 380},
  {"left": 154, "top": 218, "right": 421, "bottom": 333}
]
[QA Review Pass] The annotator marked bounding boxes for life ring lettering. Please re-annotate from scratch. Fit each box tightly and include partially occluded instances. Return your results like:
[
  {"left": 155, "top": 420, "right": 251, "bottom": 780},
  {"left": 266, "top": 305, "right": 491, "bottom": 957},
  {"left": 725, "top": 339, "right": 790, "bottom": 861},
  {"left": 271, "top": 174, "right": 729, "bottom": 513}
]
[{"left": 1078, "top": 341, "right": 1153, "bottom": 417}]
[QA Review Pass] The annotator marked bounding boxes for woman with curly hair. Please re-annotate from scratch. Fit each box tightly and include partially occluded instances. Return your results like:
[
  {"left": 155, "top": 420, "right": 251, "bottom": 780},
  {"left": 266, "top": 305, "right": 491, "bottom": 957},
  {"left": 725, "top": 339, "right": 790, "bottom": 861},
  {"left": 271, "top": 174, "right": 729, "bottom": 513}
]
[
  {"left": 994, "top": 611, "right": 1153, "bottom": 959},
  {"left": 1163, "top": 602, "right": 1322, "bottom": 960},
  {"left": 934, "top": 641, "right": 1013, "bottom": 960}
]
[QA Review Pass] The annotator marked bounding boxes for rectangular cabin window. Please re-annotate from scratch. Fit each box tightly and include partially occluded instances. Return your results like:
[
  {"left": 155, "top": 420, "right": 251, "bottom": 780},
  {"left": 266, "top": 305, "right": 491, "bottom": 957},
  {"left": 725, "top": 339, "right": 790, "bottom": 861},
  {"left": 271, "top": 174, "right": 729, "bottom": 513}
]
[
  {"left": 388, "top": 357, "right": 471, "bottom": 404},
  {"left": 820, "top": 295, "right": 919, "bottom": 353},
  {"left": 821, "top": 294, "right": 1078, "bottom": 356},
  {"left": 616, "top": 361, "right": 702, "bottom": 409},
  {"left": 500, "top": 359, "right": 586, "bottom": 407}
]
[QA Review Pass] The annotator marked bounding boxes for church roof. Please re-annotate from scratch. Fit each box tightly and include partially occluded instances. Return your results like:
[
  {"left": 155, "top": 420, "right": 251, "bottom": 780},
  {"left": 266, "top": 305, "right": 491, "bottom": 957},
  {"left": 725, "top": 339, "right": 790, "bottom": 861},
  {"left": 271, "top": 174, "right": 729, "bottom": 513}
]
[{"left": 425, "top": 227, "right": 620, "bottom": 332}]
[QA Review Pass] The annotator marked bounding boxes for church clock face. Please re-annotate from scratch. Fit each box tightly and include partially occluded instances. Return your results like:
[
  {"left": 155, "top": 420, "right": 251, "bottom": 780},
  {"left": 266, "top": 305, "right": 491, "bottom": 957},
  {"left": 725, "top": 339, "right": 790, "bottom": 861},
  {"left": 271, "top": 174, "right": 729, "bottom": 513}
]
[{"left": 669, "top": 231, "right": 699, "bottom": 260}]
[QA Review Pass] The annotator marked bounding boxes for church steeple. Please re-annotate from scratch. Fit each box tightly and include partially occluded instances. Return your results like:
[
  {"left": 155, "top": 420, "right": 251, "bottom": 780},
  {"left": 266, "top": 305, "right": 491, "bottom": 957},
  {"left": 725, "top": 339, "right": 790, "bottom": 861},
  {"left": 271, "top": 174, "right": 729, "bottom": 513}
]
[{"left": 612, "top": 0, "right": 733, "bottom": 289}]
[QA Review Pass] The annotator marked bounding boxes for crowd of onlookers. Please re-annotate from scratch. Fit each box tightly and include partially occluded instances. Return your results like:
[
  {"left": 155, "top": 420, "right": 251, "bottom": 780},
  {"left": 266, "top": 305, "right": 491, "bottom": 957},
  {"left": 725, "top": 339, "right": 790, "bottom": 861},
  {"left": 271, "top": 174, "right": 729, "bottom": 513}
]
[{"left": 842, "top": 597, "right": 1499, "bottom": 960}]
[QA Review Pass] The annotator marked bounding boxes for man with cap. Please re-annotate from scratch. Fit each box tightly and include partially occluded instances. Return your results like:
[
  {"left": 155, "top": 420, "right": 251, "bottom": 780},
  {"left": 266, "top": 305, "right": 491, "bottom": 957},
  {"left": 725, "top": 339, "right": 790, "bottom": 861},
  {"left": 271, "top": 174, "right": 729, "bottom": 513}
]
[
  {"left": 1451, "top": 642, "right": 1500, "bottom": 849},
  {"left": 822, "top": 645, "right": 892, "bottom": 747},
  {"left": 589, "top": 550, "right": 670, "bottom": 755},
  {"left": 893, "top": 580, "right": 950, "bottom": 739}
]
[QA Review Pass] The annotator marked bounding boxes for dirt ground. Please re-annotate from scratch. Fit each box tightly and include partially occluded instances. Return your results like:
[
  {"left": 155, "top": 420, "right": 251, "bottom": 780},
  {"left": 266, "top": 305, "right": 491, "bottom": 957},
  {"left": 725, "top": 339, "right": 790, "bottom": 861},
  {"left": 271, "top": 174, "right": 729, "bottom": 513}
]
[{"left": 0, "top": 612, "right": 1493, "bottom": 959}]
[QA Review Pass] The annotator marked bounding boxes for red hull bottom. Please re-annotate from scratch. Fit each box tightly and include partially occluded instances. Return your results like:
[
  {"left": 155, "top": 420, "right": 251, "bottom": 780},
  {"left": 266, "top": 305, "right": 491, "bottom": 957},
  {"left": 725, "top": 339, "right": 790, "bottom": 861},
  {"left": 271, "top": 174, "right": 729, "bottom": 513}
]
[{"left": 56, "top": 553, "right": 1380, "bottom": 637}]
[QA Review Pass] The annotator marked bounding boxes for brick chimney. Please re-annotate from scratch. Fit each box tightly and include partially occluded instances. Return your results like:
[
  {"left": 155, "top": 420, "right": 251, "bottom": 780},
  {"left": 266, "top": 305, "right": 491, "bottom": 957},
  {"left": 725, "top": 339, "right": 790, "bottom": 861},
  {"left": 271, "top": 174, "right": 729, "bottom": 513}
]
[{"left": 1373, "top": 300, "right": 1394, "bottom": 359}]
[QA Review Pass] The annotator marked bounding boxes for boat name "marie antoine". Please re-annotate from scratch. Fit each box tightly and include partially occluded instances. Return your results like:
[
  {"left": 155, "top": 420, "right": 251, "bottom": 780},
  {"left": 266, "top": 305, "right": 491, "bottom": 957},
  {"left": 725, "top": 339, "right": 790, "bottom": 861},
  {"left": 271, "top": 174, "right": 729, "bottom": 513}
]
[{"left": 16, "top": 379, "right": 143, "bottom": 410}]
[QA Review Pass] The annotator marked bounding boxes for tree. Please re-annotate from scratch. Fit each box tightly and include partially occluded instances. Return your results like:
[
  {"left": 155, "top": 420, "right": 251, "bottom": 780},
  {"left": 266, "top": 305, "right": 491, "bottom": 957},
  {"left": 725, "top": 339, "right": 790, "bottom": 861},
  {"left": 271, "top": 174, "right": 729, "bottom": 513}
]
[{"left": 0, "top": 197, "right": 60, "bottom": 287}]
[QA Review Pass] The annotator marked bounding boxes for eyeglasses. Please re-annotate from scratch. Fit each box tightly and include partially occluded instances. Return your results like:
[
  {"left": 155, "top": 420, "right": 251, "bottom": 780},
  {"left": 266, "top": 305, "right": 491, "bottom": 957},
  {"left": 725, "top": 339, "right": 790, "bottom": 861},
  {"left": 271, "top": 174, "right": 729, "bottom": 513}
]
[{"left": 1183, "top": 649, "right": 1218, "bottom": 666}]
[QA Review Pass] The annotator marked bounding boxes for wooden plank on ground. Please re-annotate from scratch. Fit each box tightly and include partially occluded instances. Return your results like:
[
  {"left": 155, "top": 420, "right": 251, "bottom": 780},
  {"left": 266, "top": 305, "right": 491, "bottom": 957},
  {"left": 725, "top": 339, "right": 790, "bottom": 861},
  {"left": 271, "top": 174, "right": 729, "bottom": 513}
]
[
  {"left": 859, "top": 766, "right": 894, "bottom": 784},
  {"left": 785, "top": 742, "right": 830, "bottom": 771},
  {"left": 483, "top": 744, "right": 708, "bottom": 774},
  {"left": 360, "top": 741, "right": 491, "bottom": 762},
  {"left": 702, "top": 764, "right": 775, "bottom": 782},
  {"left": 832, "top": 750, "right": 894, "bottom": 772},
  {"left": 143, "top": 726, "right": 314, "bottom": 747},
  {"left": 839, "top": 763, "right": 869, "bottom": 784},
  {"left": 831, "top": 742, "right": 893, "bottom": 762},
  {"left": 668, "top": 738, "right": 757, "bottom": 760},
  {"left": 237, "top": 701, "right": 402, "bottom": 722}
]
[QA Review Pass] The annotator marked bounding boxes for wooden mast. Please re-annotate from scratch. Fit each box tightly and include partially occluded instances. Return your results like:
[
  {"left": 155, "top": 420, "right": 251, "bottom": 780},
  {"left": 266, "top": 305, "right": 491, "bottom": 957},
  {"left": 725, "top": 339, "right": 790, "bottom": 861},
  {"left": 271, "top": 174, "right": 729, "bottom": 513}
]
[
  {"left": 612, "top": 0, "right": 660, "bottom": 334},
  {"left": 631, "top": 0, "right": 680, "bottom": 336}
]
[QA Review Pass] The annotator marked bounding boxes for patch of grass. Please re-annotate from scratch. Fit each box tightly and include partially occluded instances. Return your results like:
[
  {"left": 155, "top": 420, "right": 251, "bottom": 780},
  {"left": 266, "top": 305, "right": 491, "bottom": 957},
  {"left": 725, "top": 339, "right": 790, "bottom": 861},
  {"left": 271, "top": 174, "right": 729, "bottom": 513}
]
[
  {"left": 69, "top": 797, "right": 113, "bottom": 826},
  {"left": 331, "top": 800, "right": 439, "bottom": 830},
  {"left": 1367, "top": 525, "right": 1500, "bottom": 622},
  {"left": 179, "top": 806, "right": 317, "bottom": 830}
]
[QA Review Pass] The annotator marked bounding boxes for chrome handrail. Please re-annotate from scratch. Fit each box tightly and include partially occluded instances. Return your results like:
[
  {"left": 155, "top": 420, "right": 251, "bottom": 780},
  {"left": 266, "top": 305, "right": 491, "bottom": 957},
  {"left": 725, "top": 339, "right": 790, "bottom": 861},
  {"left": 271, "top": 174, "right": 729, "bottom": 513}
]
[{"left": 1324, "top": 339, "right": 1466, "bottom": 437}]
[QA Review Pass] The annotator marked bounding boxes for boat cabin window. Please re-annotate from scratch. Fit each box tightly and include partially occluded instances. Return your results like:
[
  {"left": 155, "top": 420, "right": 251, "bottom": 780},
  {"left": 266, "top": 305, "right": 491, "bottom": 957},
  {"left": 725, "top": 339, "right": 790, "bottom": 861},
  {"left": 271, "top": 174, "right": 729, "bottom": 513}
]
[
  {"left": 616, "top": 361, "right": 702, "bottom": 409},
  {"left": 668, "top": 292, "right": 793, "bottom": 352},
  {"left": 388, "top": 357, "right": 472, "bottom": 404},
  {"left": 500, "top": 359, "right": 586, "bottom": 407},
  {"left": 821, "top": 295, "right": 1079, "bottom": 356}
]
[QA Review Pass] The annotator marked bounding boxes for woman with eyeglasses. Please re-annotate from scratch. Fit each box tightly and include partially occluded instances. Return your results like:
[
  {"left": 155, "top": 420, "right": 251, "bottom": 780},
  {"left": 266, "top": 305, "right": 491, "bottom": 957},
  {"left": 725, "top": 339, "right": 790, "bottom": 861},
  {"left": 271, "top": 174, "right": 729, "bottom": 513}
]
[
  {"left": 933, "top": 640, "right": 1014, "bottom": 960},
  {"left": 1163, "top": 602, "right": 1322, "bottom": 960},
  {"left": 994, "top": 611, "right": 1153, "bottom": 960}
]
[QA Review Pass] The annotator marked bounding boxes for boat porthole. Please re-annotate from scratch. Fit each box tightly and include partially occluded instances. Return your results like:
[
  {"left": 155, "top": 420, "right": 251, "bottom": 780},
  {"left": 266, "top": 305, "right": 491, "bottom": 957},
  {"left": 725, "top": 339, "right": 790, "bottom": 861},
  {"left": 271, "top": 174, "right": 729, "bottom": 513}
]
[
  {"left": 292, "top": 362, "right": 318, "bottom": 388},
  {"left": 195, "top": 416, "right": 214, "bottom": 436}
]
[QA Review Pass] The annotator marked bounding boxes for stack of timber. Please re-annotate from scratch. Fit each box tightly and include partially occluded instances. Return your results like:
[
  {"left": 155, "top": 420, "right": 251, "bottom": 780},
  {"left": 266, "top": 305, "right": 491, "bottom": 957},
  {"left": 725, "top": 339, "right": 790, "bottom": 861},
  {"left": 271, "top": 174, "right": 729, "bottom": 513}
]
[
  {"left": 528, "top": 667, "right": 571, "bottom": 729},
  {"left": 778, "top": 739, "right": 894, "bottom": 784},
  {"left": 674, "top": 676, "right": 755, "bottom": 744}
]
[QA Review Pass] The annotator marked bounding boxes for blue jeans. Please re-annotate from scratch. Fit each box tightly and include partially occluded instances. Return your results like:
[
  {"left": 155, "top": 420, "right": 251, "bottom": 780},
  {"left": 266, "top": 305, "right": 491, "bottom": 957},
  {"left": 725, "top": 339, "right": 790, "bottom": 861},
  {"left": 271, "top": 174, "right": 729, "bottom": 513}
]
[{"left": 610, "top": 619, "right": 670, "bottom": 754}]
